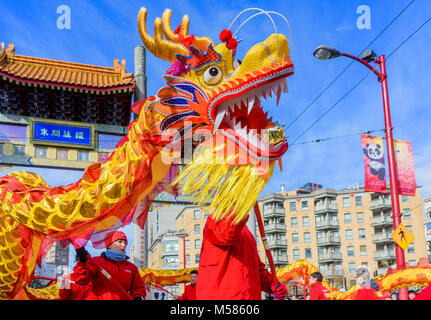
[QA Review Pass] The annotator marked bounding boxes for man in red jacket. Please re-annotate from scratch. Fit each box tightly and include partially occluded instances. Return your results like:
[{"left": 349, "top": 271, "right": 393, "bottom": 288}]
[
  {"left": 308, "top": 272, "right": 329, "bottom": 300},
  {"left": 72, "top": 231, "right": 147, "bottom": 300},
  {"left": 179, "top": 270, "right": 198, "bottom": 300},
  {"left": 196, "top": 214, "right": 287, "bottom": 300}
]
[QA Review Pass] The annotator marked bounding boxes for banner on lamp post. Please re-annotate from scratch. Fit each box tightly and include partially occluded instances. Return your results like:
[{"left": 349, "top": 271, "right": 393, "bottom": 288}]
[
  {"left": 394, "top": 139, "right": 416, "bottom": 196},
  {"left": 361, "top": 135, "right": 387, "bottom": 193}
]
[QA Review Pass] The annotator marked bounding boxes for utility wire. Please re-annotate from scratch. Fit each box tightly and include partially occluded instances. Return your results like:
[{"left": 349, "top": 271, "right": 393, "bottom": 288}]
[
  {"left": 290, "top": 128, "right": 385, "bottom": 146},
  {"left": 285, "top": 0, "right": 417, "bottom": 131},
  {"left": 290, "top": 13, "right": 431, "bottom": 146}
]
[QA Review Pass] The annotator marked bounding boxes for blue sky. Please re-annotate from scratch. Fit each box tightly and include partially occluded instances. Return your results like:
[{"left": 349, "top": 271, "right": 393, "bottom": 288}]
[{"left": 1, "top": 0, "right": 431, "bottom": 260}]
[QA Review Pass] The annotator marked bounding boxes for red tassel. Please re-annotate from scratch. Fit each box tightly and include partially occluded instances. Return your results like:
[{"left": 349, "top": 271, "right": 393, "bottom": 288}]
[
  {"left": 219, "top": 29, "right": 232, "bottom": 42},
  {"left": 226, "top": 37, "right": 237, "bottom": 50}
]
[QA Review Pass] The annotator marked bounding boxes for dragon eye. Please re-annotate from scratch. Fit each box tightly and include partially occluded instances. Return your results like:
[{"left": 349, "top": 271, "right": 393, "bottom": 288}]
[{"left": 204, "top": 66, "right": 222, "bottom": 85}]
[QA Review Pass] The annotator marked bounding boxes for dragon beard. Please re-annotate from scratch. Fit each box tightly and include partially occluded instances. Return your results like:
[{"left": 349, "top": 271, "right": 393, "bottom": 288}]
[{"left": 174, "top": 143, "right": 274, "bottom": 224}]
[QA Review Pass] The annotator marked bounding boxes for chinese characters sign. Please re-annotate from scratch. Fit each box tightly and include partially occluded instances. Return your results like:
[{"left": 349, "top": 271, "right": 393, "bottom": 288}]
[{"left": 31, "top": 120, "right": 94, "bottom": 149}]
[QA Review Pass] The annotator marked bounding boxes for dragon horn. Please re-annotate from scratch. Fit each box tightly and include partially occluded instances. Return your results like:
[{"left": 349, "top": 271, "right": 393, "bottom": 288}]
[
  {"left": 137, "top": 8, "right": 189, "bottom": 62},
  {"left": 161, "top": 9, "right": 214, "bottom": 53}
]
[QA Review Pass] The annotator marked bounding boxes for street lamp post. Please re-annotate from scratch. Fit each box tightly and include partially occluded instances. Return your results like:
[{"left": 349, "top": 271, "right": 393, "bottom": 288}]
[{"left": 313, "top": 45, "right": 408, "bottom": 300}]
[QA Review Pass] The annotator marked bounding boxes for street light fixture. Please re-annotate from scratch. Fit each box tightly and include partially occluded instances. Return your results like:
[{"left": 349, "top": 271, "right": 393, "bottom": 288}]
[
  {"left": 313, "top": 45, "right": 408, "bottom": 300},
  {"left": 313, "top": 45, "right": 342, "bottom": 60}
]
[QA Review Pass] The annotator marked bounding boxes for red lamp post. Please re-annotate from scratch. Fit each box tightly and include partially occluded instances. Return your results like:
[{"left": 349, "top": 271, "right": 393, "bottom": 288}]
[
  {"left": 177, "top": 230, "right": 188, "bottom": 291},
  {"left": 313, "top": 46, "right": 408, "bottom": 300}
]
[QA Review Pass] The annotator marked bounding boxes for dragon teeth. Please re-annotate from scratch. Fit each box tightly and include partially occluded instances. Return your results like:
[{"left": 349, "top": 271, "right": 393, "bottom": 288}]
[{"left": 248, "top": 97, "right": 255, "bottom": 114}]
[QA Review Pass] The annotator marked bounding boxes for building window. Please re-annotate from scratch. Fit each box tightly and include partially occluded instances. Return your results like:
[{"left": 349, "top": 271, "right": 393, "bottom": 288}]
[
  {"left": 304, "top": 232, "right": 311, "bottom": 243},
  {"left": 347, "top": 246, "right": 354, "bottom": 257},
  {"left": 194, "top": 224, "right": 200, "bottom": 235},
  {"left": 343, "top": 197, "right": 350, "bottom": 208},
  {"left": 291, "top": 217, "right": 298, "bottom": 228},
  {"left": 348, "top": 263, "right": 356, "bottom": 273},
  {"left": 194, "top": 210, "right": 200, "bottom": 220},
  {"left": 406, "top": 225, "right": 413, "bottom": 233},
  {"left": 277, "top": 233, "right": 286, "bottom": 242},
  {"left": 360, "top": 245, "right": 367, "bottom": 256},
  {"left": 403, "top": 208, "right": 411, "bottom": 220},
  {"left": 408, "top": 260, "right": 416, "bottom": 266},
  {"left": 301, "top": 201, "right": 309, "bottom": 211},
  {"left": 317, "top": 231, "right": 324, "bottom": 239},
  {"left": 358, "top": 229, "right": 366, "bottom": 240},
  {"left": 292, "top": 233, "right": 299, "bottom": 243},
  {"left": 279, "top": 249, "right": 287, "bottom": 256},
  {"left": 277, "top": 217, "right": 285, "bottom": 224},
  {"left": 407, "top": 242, "right": 415, "bottom": 254},
  {"left": 290, "top": 202, "right": 297, "bottom": 212},
  {"left": 195, "top": 254, "right": 200, "bottom": 264},
  {"left": 357, "top": 212, "right": 364, "bottom": 223},
  {"left": 302, "top": 216, "right": 310, "bottom": 227},
  {"left": 184, "top": 240, "right": 190, "bottom": 250},
  {"left": 355, "top": 196, "right": 363, "bottom": 206},
  {"left": 185, "top": 255, "right": 190, "bottom": 266},
  {"left": 78, "top": 150, "right": 89, "bottom": 162},
  {"left": 305, "top": 248, "right": 312, "bottom": 259},
  {"left": 345, "top": 229, "right": 353, "bottom": 240},
  {"left": 57, "top": 148, "right": 68, "bottom": 160},
  {"left": 401, "top": 195, "right": 409, "bottom": 203},
  {"left": 35, "top": 146, "right": 48, "bottom": 158},
  {"left": 344, "top": 213, "right": 351, "bottom": 224},
  {"left": 194, "top": 239, "right": 201, "bottom": 250},
  {"left": 204, "top": 211, "right": 209, "bottom": 219},
  {"left": 293, "top": 249, "right": 300, "bottom": 260}
]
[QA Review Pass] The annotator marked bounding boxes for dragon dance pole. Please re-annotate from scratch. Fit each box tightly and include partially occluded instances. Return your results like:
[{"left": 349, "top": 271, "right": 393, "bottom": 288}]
[{"left": 254, "top": 203, "right": 277, "bottom": 283}]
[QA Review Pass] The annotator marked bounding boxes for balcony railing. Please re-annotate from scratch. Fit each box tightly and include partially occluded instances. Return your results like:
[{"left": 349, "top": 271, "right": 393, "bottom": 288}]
[
  {"left": 316, "top": 220, "right": 339, "bottom": 230},
  {"left": 372, "top": 232, "right": 393, "bottom": 243},
  {"left": 319, "top": 267, "right": 343, "bottom": 277},
  {"left": 317, "top": 236, "right": 341, "bottom": 246},
  {"left": 274, "top": 255, "right": 288, "bottom": 263},
  {"left": 267, "top": 238, "right": 287, "bottom": 248},
  {"left": 318, "top": 252, "right": 342, "bottom": 262},
  {"left": 374, "top": 250, "right": 396, "bottom": 261},
  {"left": 370, "top": 198, "right": 392, "bottom": 210},
  {"left": 314, "top": 203, "right": 338, "bottom": 214},
  {"left": 265, "top": 223, "right": 286, "bottom": 233},
  {"left": 371, "top": 215, "right": 393, "bottom": 227},
  {"left": 263, "top": 207, "right": 285, "bottom": 217}
]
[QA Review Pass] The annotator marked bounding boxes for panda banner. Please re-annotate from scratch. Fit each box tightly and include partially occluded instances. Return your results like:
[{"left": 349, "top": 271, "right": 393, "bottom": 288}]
[
  {"left": 394, "top": 139, "right": 416, "bottom": 196},
  {"left": 361, "top": 134, "right": 387, "bottom": 193}
]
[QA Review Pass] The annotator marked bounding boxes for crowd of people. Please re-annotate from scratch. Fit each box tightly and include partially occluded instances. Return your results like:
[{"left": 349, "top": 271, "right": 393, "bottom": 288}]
[{"left": 57, "top": 230, "right": 430, "bottom": 300}]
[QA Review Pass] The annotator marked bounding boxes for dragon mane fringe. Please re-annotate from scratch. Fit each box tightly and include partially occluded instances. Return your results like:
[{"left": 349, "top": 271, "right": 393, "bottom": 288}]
[{"left": 173, "top": 145, "right": 274, "bottom": 224}]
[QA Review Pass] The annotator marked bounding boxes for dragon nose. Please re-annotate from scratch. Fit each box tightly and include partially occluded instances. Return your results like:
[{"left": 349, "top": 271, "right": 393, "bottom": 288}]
[{"left": 263, "top": 124, "right": 284, "bottom": 144}]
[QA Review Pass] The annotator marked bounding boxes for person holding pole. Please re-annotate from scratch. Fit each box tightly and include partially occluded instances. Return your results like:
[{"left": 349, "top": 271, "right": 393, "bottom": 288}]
[
  {"left": 196, "top": 212, "right": 287, "bottom": 300},
  {"left": 72, "top": 231, "right": 147, "bottom": 300}
]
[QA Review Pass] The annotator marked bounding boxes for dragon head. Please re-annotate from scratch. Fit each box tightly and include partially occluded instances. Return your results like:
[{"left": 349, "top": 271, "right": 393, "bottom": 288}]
[{"left": 137, "top": 8, "right": 294, "bottom": 222}]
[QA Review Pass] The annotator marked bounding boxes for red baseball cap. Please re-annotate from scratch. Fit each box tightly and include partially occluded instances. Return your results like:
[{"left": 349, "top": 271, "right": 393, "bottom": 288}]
[{"left": 105, "top": 231, "right": 128, "bottom": 248}]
